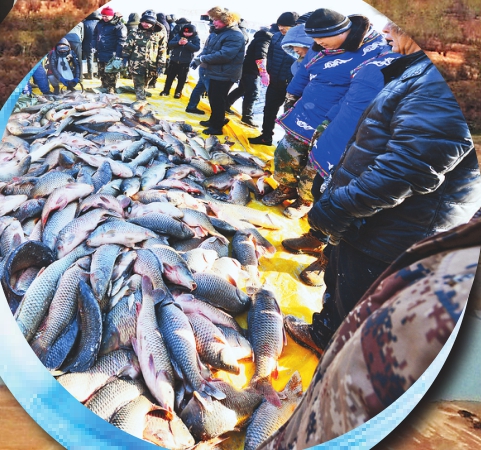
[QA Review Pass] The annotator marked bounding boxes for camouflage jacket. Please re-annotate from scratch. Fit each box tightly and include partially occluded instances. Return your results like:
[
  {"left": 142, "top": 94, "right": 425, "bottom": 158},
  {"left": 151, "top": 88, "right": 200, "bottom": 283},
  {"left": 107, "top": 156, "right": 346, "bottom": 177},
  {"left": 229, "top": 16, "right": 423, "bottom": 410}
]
[
  {"left": 122, "top": 24, "right": 167, "bottom": 74},
  {"left": 259, "top": 218, "right": 481, "bottom": 449}
]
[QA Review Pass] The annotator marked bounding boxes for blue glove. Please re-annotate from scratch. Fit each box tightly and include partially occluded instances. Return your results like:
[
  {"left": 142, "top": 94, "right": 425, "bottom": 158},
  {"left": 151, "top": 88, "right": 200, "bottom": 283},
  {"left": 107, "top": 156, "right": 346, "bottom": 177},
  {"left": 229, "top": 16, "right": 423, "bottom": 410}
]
[
  {"left": 122, "top": 58, "right": 128, "bottom": 68},
  {"left": 59, "top": 77, "right": 68, "bottom": 86},
  {"left": 190, "top": 57, "right": 201, "bottom": 70},
  {"left": 72, "top": 77, "right": 79, "bottom": 84}
]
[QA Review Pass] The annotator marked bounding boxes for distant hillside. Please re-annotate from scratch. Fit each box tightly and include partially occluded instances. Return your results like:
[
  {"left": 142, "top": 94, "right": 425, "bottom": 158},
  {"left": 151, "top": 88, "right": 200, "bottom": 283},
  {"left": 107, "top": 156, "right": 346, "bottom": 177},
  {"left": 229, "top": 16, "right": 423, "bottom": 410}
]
[{"left": 376, "top": 400, "right": 481, "bottom": 449}]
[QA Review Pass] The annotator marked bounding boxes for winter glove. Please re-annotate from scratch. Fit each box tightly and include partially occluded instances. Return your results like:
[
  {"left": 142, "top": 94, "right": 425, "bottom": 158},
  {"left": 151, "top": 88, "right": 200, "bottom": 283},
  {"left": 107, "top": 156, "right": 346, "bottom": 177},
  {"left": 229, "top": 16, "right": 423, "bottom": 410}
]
[
  {"left": 307, "top": 195, "right": 356, "bottom": 246},
  {"left": 59, "top": 77, "right": 68, "bottom": 86},
  {"left": 255, "top": 59, "right": 269, "bottom": 86},
  {"left": 72, "top": 77, "right": 79, "bottom": 84},
  {"left": 284, "top": 93, "right": 299, "bottom": 112},
  {"left": 190, "top": 57, "right": 201, "bottom": 70},
  {"left": 121, "top": 58, "right": 129, "bottom": 68}
]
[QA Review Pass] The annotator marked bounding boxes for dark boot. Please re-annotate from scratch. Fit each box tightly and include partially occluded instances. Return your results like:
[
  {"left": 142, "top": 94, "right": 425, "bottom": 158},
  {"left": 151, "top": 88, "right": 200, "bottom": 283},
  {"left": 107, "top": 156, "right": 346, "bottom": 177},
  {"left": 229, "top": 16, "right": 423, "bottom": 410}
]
[
  {"left": 248, "top": 134, "right": 272, "bottom": 145},
  {"left": 282, "top": 232, "right": 327, "bottom": 255},
  {"left": 186, "top": 107, "right": 205, "bottom": 115},
  {"left": 284, "top": 315, "right": 324, "bottom": 358},
  {"left": 261, "top": 185, "right": 297, "bottom": 206},
  {"left": 160, "top": 90, "right": 169, "bottom": 96},
  {"left": 202, "top": 127, "right": 224, "bottom": 135},
  {"left": 174, "top": 92, "right": 181, "bottom": 99}
]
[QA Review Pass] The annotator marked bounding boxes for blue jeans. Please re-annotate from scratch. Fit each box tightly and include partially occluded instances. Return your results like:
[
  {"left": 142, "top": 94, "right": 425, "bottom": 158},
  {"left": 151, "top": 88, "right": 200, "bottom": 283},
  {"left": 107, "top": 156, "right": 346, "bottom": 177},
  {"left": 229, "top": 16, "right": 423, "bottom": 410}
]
[{"left": 186, "top": 67, "right": 210, "bottom": 109}]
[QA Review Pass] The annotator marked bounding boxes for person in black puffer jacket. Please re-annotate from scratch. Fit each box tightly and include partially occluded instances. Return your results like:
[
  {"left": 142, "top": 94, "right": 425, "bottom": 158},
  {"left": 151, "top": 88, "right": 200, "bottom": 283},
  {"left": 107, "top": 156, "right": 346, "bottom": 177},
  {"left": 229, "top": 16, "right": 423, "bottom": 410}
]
[
  {"left": 284, "top": 22, "right": 481, "bottom": 358},
  {"left": 82, "top": 11, "right": 101, "bottom": 79},
  {"left": 248, "top": 11, "right": 298, "bottom": 146},
  {"left": 194, "top": 10, "right": 246, "bottom": 135},
  {"left": 161, "top": 23, "right": 200, "bottom": 98},
  {"left": 226, "top": 28, "right": 273, "bottom": 127},
  {"left": 91, "top": 6, "right": 127, "bottom": 93}
]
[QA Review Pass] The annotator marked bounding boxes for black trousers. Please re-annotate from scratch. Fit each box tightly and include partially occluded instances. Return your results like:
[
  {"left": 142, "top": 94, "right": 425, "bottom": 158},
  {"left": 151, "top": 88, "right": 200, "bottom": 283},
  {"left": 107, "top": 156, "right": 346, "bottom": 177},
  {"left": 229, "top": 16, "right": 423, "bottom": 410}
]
[
  {"left": 311, "top": 240, "right": 389, "bottom": 349},
  {"left": 208, "top": 79, "right": 234, "bottom": 130},
  {"left": 226, "top": 73, "right": 258, "bottom": 119},
  {"left": 163, "top": 62, "right": 190, "bottom": 94},
  {"left": 261, "top": 79, "right": 289, "bottom": 138}
]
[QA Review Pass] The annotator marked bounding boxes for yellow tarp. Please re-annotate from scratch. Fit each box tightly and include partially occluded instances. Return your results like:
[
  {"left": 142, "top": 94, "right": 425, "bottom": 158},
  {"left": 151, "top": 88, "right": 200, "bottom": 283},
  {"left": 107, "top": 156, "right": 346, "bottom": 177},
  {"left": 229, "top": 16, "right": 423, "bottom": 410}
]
[{"left": 70, "top": 74, "right": 324, "bottom": 448}]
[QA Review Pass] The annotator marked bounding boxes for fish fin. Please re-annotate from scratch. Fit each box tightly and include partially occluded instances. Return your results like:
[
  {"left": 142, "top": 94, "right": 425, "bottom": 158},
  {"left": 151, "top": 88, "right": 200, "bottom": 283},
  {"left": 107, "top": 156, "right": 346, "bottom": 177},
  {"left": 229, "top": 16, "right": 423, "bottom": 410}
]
[
  {"left": 272, "top": 365, "right": 279, "bottom": 380},
  {"left": 131, "top": 336, "right": 139, "bottom": 355},
  {"left": 284, "top": 371, "right": 303, "bottom": 398},
  {"left": 127, "top": 295, "right": 137, "bottom": 311},
  {"left": 201, "top": 381, "right": 226, "bottom": 401},
  {"left": 196, "top": 353, "right": 211, "bottom": 379},
  {"left": 193, "top": 390, "right": 214, "bottom": 411},
  {"left": 225, "top": 274, "right": 237, "bottom": 287},
  {"left": 250, "top": 377, "right": 281, "bottom": 407},
  {"left": 171, "top": 357, "right": 184, "bottom": 382},
  {"left": 146, "top": 405, "right": 174, "bottom": 422}
]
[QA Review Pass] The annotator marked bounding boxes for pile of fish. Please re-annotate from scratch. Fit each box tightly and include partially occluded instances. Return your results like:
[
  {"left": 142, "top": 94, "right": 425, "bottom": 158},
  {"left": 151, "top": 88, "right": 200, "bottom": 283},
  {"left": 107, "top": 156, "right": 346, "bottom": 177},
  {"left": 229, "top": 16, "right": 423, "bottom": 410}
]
[{"left": 0, "top": 91, "right": 304, "bottom": 449}]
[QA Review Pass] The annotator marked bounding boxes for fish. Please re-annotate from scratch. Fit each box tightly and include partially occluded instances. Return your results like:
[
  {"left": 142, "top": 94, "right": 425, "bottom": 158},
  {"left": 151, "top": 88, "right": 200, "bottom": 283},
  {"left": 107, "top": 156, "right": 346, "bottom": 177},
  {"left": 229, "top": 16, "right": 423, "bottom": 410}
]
[
  {"left": 41, "top": 182, "right": 94, "bottom": 226},
  {"left": 174, "top": 293, "right": 244, "bottom": 333},
  {"left": 132, "top": 249, "right": 169, "bottom": 295},
  {"left": 29, "top": 171, "right": 75, "bottom": 199},
  {"left": 243, "top": 372, "right": 303, "bottom": 450},
  {"left": 128, "top": 213, "right": 194, "bottom": 240},
  {"left": 143, "top": 241, "right": 196, "bottom": 290},
  {"left": 56, "top": 208, "right": 121, "bottom": 259},
  {"left": 84, "top": 377, "right": 147, "bottom": 421},
  {"left": 180, "top": 381, "right": 263, "bottom": 441},
  {"left": 100, "top": 288, "right": 139, "bottom": 355},
  {"left": 14, "top": 243, "right": 95, "bottom": 342},
  {"left": 89, "top": 244, "right": 122, "bottom": 310},
  {"left": 131, "top": 277, "right": 175, "bottom": 414},
  {"left": 56, "top": 349, "right": 141, "bottom": 402},
  {"left": 86, "top": 220, "right": 158, "bottom": 247},
  {"left": 247, "top": 287, "right": 286, "bottom": 407},
  {"left": 181, "top": 248, "right": 219, "bottom": 273},
  {"left": 0, "top": 194, "right": 28, "bottom": 216},
  {"left": 155, "top": 293, "right": 225, "bottom": 402},
  {"left": 61, "top": 279, "right": 103, "bottom": 373},
  {"left": 111, "top": 395, "right": 195, "bottom": 449},
  {"left": 187, "top": 312, "right": 241, "bottom": 374},
  {"left": 42, "top": 202, "right": 78, "bottom": 251},
  {"left": 30, "top": 259, "right": 90, "bottom": 363},
  {"left": 192, "top": 272, "right": 251, "bottom": 315}
]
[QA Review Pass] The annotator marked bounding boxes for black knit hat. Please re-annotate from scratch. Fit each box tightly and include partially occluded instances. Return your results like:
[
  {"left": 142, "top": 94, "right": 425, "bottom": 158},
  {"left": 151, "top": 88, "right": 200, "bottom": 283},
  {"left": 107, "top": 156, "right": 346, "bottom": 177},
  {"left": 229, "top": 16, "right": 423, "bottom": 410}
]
[
  {"left": 305, "top": 8, "right": 352, "bottom": 37},
  {"left": 277, "top": 12, "right": 299, "bottom": 27},
  {"left": 140, "top": 10, "right": 157, "bottom": 25}
]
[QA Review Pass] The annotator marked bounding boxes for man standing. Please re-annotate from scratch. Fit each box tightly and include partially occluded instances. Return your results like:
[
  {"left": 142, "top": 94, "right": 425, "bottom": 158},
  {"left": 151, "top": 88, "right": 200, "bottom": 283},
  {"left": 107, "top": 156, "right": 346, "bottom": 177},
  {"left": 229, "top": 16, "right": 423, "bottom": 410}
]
[
  {"left": 248, "top": 12, "right": 298, "bottom": 146},
  {"left": 92, "top": 6, "right": 127, "bottom": 94},
  {"left": 194, "top": 10, "right": 245, "bottom": 135},
  {"left": 122, "top": 10, "right": 167, "bottom": 101},
  {"left": 284, "top": 22, "right": 481, "bottom": 357}
]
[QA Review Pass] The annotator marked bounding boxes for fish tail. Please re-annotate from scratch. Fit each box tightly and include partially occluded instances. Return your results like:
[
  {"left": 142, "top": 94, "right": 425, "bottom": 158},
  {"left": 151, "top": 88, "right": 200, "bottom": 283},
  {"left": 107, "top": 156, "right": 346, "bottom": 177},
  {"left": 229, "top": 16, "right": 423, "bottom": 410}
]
[{"left": 250, "top": 376, "right": 281, "bottom": 407}]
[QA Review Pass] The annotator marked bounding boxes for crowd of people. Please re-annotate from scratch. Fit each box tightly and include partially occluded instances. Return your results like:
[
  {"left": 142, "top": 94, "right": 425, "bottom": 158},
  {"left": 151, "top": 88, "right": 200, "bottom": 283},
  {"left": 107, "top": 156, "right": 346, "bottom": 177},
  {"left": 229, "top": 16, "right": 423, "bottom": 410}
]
[{"left": 24, "top": 4, "right": 481, "bottom": 443}]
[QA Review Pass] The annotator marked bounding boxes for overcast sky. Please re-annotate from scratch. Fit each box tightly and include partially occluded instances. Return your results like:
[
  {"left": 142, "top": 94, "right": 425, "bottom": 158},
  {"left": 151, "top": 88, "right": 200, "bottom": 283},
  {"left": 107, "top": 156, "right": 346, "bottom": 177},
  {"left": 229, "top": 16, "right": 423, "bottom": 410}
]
[{"left": 103, "top": 0, "right": 389, "bottom": 31}]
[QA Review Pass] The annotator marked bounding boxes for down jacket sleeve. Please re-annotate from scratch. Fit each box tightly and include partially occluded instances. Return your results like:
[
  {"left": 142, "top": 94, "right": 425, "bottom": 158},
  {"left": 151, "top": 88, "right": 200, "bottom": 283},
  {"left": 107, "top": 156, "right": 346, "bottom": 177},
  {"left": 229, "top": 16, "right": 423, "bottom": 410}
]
[
  {"left": 201, "top": 33, "right": 244, "bottom": 65},
  {"left": 308, "top": 56, "right": 475, "bottom": 239}
]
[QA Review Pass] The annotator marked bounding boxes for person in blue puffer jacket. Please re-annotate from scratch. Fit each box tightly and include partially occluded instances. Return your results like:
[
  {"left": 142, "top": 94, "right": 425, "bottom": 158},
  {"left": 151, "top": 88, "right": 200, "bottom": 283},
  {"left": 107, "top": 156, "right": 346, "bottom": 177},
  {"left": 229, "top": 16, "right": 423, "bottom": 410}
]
[
  {"left": 91, "top": 6, "right": 127, "bottom": 93},
  {"left": 261, "top": 9, "right": 385, "bottom": 217},
  {"left": 193, "top": 10, "right": 245, "bottom": 135},
  {"left": 283, "top": 22, "right": 481, "bottom": 358},
  {"left": 281, "top": 45, "right": 401, "bottom": 285}
]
